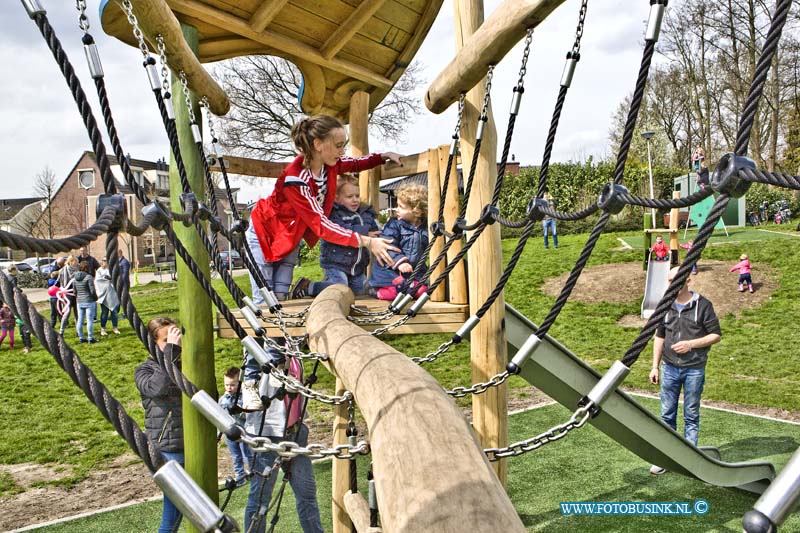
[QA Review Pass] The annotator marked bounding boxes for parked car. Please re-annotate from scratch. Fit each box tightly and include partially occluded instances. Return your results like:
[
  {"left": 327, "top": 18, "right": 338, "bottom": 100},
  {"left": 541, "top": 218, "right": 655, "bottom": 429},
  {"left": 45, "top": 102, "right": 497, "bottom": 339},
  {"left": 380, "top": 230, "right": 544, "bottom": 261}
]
[
  {"left": 40, "top": 256, "right": 66, "bottom": 276},
  {"left": 218, "top": 250, "right": 243, "bottom": 269},
  {"left": 21, "top": 257, "right": 55, "bottom": 273},
  {"left": 15, "top": 262, "right": 33, "bottom": 272}
]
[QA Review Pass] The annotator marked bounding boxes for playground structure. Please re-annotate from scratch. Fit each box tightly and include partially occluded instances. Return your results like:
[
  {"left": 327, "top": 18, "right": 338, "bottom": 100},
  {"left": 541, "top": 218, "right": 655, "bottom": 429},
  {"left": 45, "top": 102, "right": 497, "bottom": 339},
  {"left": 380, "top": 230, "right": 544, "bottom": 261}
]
[
  {"left": 2, "top": 1, "right": 800, "bottom": 532},
  {"left": 640, "top": 191, "right": 680, "bottom": 319}
]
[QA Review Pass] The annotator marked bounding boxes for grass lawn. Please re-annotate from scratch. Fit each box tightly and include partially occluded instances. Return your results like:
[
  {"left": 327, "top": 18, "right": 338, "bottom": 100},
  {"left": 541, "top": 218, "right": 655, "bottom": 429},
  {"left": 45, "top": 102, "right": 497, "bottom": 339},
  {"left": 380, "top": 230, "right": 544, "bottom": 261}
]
[
  {"left": 619, "top": 225, "right": 800, "bottom": 250},
  {"left": 1, "top": 226, "right": 799, "bottom": 514},
  {"left": 32, "top": 399, "right": 800, "bottom": 532}
]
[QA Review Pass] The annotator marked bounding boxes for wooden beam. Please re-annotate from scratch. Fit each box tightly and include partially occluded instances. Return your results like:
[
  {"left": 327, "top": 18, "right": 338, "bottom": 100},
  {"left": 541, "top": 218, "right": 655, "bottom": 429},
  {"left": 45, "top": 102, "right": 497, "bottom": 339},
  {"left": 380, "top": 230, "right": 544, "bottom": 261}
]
[
  {"left": 427, "top": 147, "right": 447, "bottom": 302},
  {"left": 440, "top": 145, "right": 467, "bottom": 305},
  {"left": 209, "top": 156, "right": 290, "bottom": 178},
  {"left": 454, "top": 0, "right": 508, "bottom": 485},
  {"left": 349, "top": 91, "right": 371, "bottom": 205},
  {"left": 425, "top": 0, "right": 566, "bottom": 114},
  {"left": 382, "top": 152, "right": 427, "bottom": 180},
  {"left": 306, "top": 286, "right": 526, "bottom": 533},
  {"left": 167, "top": 0, "right": 395, "bottom": 90},
  {"left": 321, "top": 0, "right": 389, "bottom": 60},
  {"left": 249, "top": 0, "right": 289, "bottom": 32},
  {"left": 120, "top": 0, "right": 230, "bottom": 115}
]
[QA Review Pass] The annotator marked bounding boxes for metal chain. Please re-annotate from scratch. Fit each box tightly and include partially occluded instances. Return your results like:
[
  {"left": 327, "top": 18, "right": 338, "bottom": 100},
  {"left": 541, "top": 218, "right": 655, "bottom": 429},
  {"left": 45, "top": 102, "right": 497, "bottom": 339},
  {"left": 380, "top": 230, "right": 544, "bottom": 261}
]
[
  {"left": 75, "top": 0, "right": 89, "bottom": 33},
  {"left": 411, "top": 340, "right": 454, "bottom": 365},
  {"left": 480, "top": 65, "right": 495, "bottom": 119},
  {"left": 155, "top": 35, "right": 171, "bottom": 94},
  {"left": 370, "top": 314, "right": 412, "bottom": 336},
  {"left": 276, "top": 306, "right": 310, "bottom": 320},
  {"left": 178, "top": 70, "right": 198, "bottom": 124},
  {"left": 484, "top": 404, "right": 593, "bottom": 461},
  {"left": 268, "top": 368, "right": 353, "bottom": 405},
  {"left": 242, "top": 433, "right": 370, "bottom": 460},
  {"left": 120, "top": 0, "right": 150, "bottom": 60},
  {"left": 349, "top": 304, "right": 395, "bottom": 319},
  {"left": 446, "top": 370, "right": 511, "bottom": 398},
  {"left": 347, "top": 311, "right": 396, "bottom": 325},
  {"left": 347, "top": 402, "right": 357, "bottom": 437},
  {"left": 202, "top": 96, "right": 217, "bottom": 141},
  {"left": 453, "top": 93, "right": 467, "bottom": 138},
  {"left": 516, "top": 28, "right": 534, "bottom": 88},
  {"left": 571, "top": 0, "right": 590, "bottom": 57}
]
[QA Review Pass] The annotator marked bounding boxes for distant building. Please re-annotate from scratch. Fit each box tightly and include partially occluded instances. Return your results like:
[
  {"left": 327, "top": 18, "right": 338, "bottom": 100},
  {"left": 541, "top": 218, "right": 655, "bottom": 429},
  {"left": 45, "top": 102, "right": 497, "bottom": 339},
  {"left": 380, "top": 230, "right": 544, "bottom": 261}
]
[
  {"left": 31, "top": 151, "right": 246, "bottom": 267},
  {"left": 0, "top": 198, "right": 45, "bottom": 260}
]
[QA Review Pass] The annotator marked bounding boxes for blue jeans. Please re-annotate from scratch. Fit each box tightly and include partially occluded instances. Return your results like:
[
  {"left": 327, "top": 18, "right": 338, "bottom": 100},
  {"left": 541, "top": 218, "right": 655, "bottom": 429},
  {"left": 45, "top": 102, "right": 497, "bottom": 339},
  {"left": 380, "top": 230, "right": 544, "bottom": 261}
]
[
  {"left": 246, "top": 226, "right": 299, "bottom": 304},
  {"left": 159, "top": 451, "right": 184, "bottom": 533},
  {"left": 225, "top": 435, "right": 254, "bottom": 480},
  {"left": 310, "top": 268, "right": 367, "bottom": 296},
  {"left": 100, "top": 304, "right": 119, "bottom": 329},
  {"left": 660, "top": 363, "right": 706, "bottom": 445},
  {"left": 76, "top": 302, "right": 97, "bottom": 341},
  {"left": 543, "top": 219, "right": 558, "bottom": 248},
  {"left": 244, "top": 425, "right": 323, "bottom": 533}
]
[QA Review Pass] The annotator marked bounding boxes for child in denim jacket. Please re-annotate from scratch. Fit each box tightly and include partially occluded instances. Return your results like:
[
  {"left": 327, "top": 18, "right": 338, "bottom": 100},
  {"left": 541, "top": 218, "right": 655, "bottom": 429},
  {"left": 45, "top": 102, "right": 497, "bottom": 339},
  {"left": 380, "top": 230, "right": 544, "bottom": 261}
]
[
  {"left": 369, "top": 185, "right": 429, "bottom": 300},
  {"left": 218, "top": 367, "right": 253, "bottom": 485},
  {"left": 291, "top": 175, "right": 380, "bottom": 298}
]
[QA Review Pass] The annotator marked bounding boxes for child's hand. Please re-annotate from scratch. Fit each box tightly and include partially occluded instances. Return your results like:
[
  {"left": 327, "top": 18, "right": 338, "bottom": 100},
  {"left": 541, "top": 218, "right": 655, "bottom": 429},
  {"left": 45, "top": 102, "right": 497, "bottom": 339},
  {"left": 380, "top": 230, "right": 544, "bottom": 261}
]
[
  {"left": 398, "top": 263, "right": 412, "bottom": 274},
  {"left": 381, "top": 152, "right": 404, "bottom": 166}
]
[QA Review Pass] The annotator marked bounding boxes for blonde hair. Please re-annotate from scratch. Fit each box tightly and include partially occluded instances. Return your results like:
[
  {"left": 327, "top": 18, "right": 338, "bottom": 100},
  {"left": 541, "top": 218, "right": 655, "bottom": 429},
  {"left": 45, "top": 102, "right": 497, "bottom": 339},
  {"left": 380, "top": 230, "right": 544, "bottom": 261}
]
[
  {"left": 291, "top": 115, "right": 344, "bottom": 168},
  {"left": 336, "top": 174, "right": 359, "bottom": 194},
  {"left": 397, "top": 185, "right": 428, "bottom": 221},
  {"left": 66, "top": 255, "right": 77, "bottom": 267},
  {"left": 741, "top": 254, "right": 748, "bottom": 261}
]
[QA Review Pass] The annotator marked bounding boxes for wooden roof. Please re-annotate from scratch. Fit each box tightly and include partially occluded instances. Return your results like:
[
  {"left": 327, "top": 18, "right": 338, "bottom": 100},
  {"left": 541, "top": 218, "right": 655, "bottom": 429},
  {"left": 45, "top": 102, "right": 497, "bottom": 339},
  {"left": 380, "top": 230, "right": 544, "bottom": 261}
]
[{"left": 100, "top": 0, "right": 443, "bottom": 121}]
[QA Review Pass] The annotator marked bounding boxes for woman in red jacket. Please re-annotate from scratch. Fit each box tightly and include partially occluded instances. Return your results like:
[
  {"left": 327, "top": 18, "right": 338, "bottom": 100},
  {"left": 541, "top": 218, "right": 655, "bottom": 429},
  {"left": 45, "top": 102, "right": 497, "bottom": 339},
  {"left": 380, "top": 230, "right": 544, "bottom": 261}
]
[{"left": 243, "top": 115, "right": 402, "bottom": 408}]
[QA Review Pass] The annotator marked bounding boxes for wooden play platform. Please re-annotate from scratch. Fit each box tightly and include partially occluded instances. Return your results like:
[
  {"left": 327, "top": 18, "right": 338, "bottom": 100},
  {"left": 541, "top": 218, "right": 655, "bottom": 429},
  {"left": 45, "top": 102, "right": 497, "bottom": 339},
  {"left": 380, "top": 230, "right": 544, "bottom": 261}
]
[{"left": 217, "top": 298, "right": 469, "bottom": 338}]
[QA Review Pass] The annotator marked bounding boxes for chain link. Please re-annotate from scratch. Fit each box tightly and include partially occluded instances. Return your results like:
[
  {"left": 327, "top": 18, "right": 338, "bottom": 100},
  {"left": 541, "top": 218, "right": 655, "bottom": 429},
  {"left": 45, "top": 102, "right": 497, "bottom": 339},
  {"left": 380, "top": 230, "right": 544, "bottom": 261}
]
[
  {"left": 571, "top": 0, "right": 590, "bottom": 57},
  {"left": 411, "top": 340, "right": 454, "bottom": 365},
  {"left": 484, "top": 404, "right": 593, "bottom": 461},
  {"left": 276, "top": 306, "right": 310, "bottom": 320},
  {"left": 202, "top": 96, "right": 217, "bottom": 141},
  {"left": 177, "top": 71, "right": 198, "bottom": 124},
  {"left": 120, "top": 0, "right": 150, "bottom": 60},
  {"left": 349, "top": 304, "right": 395, "bottom": 319},
  {"left": 268, "top": 368, "right": 353, "bottom": 405},
  {"left": 242, "top": 433, "right": 371, "bottom": 460},
  {"left": 370, "top": 314, "right": 412, "bottom": 336},
  {"left": 453, "top": 93, "right": 467, "bottom": 138},
  {"left": 155, "top": 35, "right": 171, "bottom": 94},
  {"left": 446, "top": 370, "right": 511, "bottom": 397},
  {"left": 516, "top": 28, "right": 534, "bottom": 88},
  {"left": 75, "top": 0, "right": 90, "bottom": 33},
  {"left": 480, "top": 65, "right": 495, "bottom": 119}
]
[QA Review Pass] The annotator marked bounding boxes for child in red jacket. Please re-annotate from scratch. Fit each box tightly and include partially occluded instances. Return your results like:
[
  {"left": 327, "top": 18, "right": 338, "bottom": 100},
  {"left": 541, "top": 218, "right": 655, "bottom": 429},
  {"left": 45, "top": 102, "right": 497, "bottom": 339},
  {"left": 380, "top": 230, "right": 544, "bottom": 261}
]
[
  {"left": 729, "top": 254, "right": 754, "bottom": 293},
  {"left": 650, "top": 235, "right": 670, "bottom": 261}
]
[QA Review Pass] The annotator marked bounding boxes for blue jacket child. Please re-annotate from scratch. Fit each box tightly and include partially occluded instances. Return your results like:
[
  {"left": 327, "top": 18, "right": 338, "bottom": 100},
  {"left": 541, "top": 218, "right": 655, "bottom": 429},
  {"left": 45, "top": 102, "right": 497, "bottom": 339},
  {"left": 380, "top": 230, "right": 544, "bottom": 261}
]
[
  {"left": 369, "top": 216, "right": 429, "bottom": 289},
  {"left": 320, "top": 202, "right": 379, "bottom": 277}
]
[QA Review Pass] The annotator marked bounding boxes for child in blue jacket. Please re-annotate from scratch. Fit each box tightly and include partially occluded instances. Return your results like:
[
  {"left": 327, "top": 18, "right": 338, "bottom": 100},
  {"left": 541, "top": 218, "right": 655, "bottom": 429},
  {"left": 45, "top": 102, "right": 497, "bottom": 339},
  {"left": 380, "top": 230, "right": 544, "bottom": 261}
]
[
  {"left": 369, "top": 184, "right": 429, "bottom": 300},
  {"left": 291, "top": 175, "right": 380, "bottom": 298}
]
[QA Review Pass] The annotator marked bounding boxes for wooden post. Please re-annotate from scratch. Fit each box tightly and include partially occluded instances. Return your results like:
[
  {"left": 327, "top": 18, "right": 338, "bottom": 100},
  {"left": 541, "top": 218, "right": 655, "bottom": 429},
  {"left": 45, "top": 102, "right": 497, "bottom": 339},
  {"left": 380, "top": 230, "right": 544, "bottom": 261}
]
[
  {"left": 307, "top": 286, "right": 526, "bottom": 532},
  {"left": 439, "top": 145, "right": 468, "bottom": 305},
  {"left": 428, "top": 147, "right": 447, "bottom": 302},
  {"left": 454, "top": 0, "right": 508, "bottom": 483},
  {"left": 331, "top": 377, "right": 352, "bottom": 533},
  {"left": 349, "top": 91, "right": 372, "bottom": 205},
  {"left": 170, "top": 23, "right": 218, "bottom": 522},
  {"left": 670, "top": 191, "right": 680, "bottom": 266}
]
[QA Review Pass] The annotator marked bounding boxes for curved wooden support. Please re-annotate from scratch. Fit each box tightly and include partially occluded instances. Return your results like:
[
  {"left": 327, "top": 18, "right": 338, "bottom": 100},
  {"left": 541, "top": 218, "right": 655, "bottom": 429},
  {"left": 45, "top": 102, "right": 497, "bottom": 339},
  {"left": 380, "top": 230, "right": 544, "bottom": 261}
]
[
  {"left": 425, "top": 0, "right": 566, "bottom": 114},
  {"left": 114, "top": 0, "right": 230, "bottom": 115},
  {"left": 306, "top": 286, "right": 525, "bottom": 533},
  {"left": 343, "top": 491, "right": 382, "bottom": 533}
]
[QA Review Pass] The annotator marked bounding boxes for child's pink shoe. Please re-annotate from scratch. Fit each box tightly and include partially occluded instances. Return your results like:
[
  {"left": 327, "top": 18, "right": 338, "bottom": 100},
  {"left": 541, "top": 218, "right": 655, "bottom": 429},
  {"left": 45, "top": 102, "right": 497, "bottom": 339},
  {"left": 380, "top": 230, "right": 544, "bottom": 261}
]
[
  {"left": 738, "top": 284, "right": 744, "bottom": 292},
  {"left": 376, "top": 286, "right": 398, "bottom": 301}
]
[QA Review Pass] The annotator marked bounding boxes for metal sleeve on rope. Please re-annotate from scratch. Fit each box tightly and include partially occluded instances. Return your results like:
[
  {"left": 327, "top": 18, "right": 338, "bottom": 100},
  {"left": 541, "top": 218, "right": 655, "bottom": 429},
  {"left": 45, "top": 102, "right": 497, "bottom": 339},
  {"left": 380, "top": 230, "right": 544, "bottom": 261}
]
[
  {"left": 82, "top": 39, "right": 104, "bottom": 79},
  {"left": 240, "top": 306, "right": 265, "bottom": 337},
  {"left": 560, "top": 55, "right": 578, "bottom": 88},
  {"left": 583, "top": 360, "right": 630, "bottom": 411},
  {"left": 21, "top": 0, "right": 45, "bottom": 18},
  {"left": 145, "top": 58, "right": 161, "bottom": 91},
  {"left": 260, "top": 287, "right": 281, "bottom": 312},
  {"left": 390, "top": 292, "right": 414, "bottom": 314},
  {"left": 163, "top": 93, "right": 175, "bottom": 120},
  {"left": 509, "top": 86, "right": 524, "bottom": 115},
  {"left": 154, "top": 461, "right": 238, "bottom": 533},
  {"left": 645, "top": 0, "right": 667, "bottom": 42},
  {"left": 191, "top": 390, "right": 242, "bottom": 440},
  {"left": 243, "top": 336, "right": 275, "bottom": 368},
  {"left": 453, "top": 315, "right": 480, "bottom": 344},
  {"left": 191, "top": 123, "right": 202, "bottom": 144},
  {"left": 507, "top": 333, "right": 542, "bottom": 374},
  {"left": 407, "top": 292, "right": 430, "bottom": 317}
]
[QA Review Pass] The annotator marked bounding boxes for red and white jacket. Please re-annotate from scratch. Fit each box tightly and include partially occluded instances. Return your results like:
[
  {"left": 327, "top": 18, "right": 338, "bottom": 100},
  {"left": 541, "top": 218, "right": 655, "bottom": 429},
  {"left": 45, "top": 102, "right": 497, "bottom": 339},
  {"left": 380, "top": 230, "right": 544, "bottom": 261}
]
[{"left": 250, "top": 153, "right": 385, "bottom": 262}]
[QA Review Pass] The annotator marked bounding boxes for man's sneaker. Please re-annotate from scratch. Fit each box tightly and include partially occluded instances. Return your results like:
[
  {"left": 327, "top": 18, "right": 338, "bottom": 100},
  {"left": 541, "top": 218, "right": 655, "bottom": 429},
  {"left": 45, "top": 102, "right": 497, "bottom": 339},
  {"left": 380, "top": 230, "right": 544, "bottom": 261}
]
[
  {"left": 290, "top": 278, "right": 311, "bottom": 299},
  {"left": 241, "top": 379, "right": 263, "bottom": 410},
  {"left": 649, "top": 464, "right": 667, "bottom": 475},
  {"left": 88, "top": 338, "right": 99, "bottom": 344}
]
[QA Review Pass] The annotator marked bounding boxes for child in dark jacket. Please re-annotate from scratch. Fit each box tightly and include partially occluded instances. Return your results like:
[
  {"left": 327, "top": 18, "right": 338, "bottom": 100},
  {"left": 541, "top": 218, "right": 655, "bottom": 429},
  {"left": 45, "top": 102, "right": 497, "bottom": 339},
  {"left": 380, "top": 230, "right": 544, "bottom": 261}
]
[
  {"left": 369, "top": 184, "right": 429, "bottom": 300},
  {"left": 291, "top": 175, "right": 380, "bottom": 298}
]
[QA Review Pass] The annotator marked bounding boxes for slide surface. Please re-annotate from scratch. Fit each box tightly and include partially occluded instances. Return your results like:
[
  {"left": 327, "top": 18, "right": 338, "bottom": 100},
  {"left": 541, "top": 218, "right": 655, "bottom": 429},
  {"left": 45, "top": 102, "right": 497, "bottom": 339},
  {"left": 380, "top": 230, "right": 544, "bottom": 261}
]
[
  {"left": 641, "top": 258, "right": 671, "bottom": 319},
  {"left": 505, "top": 304, "right": 774, "bottom": 493}
]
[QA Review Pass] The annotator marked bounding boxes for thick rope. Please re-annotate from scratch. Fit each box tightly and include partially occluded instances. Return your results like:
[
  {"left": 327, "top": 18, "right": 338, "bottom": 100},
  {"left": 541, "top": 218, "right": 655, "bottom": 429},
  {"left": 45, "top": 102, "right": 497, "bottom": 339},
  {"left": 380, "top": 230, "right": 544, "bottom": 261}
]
[{"left": 0, "top": 206, "right": 117, "bottom": 253}]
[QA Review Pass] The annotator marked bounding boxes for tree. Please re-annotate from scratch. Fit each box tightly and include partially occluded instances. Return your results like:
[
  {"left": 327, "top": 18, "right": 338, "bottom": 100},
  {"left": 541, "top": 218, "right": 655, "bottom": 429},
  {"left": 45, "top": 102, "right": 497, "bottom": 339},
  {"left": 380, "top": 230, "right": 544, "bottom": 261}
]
[
  {"left": 33, "top": 165, "right": 57, "bottom": 239},
  {"left": 214, "top": 56, "right": 424, "bottom": 160}
]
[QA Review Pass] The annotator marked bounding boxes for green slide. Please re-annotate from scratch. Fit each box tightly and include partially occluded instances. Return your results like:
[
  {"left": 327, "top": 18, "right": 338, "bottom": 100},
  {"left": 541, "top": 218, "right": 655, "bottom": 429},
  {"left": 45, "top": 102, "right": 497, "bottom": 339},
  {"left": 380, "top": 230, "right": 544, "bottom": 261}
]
[{"left": 504, "top": 304, "right": 774, "bottom": 493}]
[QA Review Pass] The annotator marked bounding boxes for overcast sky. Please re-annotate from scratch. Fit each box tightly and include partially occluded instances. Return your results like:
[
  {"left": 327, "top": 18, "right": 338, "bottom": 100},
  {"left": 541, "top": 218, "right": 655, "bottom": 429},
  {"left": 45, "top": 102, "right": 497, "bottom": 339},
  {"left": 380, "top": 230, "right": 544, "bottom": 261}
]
[{"left": 0, "top": 1, "right": 648, "bottom": 205}]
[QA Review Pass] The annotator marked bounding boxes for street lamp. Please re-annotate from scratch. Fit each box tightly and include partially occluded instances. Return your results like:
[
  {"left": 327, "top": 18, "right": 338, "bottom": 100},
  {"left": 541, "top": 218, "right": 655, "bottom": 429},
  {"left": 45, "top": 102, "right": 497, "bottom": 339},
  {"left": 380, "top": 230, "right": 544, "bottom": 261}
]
[{"left": 641, "top": 130, "right": 656, "bottom": 227}]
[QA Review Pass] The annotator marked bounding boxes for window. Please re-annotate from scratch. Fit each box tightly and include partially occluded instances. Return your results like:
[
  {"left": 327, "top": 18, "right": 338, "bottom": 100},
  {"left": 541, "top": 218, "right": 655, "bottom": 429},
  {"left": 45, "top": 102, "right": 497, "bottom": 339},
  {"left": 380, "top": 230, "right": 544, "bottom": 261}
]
[
  {"left": 78, "top": 169, "right": 94, "bottom": 189},
  {"left": 157, "top": 173, "right": 169, "bottom": 191},
  {"left": 133, "top": 170, "right": 145, "bottom": 188},
  {"left": 143, "top": 233, "right": 154, "bottom": 258}
]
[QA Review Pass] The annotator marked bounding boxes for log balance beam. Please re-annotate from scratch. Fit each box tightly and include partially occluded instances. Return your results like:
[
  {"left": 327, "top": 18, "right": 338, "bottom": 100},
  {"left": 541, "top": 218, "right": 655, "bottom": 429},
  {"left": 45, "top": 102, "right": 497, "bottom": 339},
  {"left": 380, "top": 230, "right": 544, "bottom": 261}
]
[{"left": 306, "top": 285, "right": 525, "bottom": 533}]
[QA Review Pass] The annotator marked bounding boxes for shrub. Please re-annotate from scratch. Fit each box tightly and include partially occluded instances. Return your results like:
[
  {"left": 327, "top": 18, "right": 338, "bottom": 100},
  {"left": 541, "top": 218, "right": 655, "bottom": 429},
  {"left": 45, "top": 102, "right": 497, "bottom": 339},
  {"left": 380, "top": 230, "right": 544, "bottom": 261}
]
[{"left": 17, "top": 271, "right": 47, "bottom": 289}]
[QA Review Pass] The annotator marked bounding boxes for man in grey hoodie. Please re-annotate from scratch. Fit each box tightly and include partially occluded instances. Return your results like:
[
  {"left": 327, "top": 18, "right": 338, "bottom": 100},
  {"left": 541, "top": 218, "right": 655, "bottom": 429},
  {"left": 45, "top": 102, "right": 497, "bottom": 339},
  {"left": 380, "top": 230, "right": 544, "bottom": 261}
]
[{"left": 648, "top": 267, "right": 721, "bottom": 474}]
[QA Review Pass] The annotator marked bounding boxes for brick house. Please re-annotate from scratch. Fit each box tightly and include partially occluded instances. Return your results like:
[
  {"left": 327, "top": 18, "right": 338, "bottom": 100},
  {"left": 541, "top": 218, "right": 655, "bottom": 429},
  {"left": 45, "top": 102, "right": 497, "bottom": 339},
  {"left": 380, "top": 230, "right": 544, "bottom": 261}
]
[
  {"left": 0, "top": 198, "right": 45, "bottom": 261},
  {"left": 33, "top": 151, "right": 245, "bottom": 267}
]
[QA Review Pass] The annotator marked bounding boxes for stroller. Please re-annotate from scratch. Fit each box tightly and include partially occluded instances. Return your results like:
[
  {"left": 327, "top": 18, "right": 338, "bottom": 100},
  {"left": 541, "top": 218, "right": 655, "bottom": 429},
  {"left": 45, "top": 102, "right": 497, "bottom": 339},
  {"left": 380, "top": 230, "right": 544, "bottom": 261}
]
[{"left": 773, "top": 200, "right": 792, "bottom": 224}]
